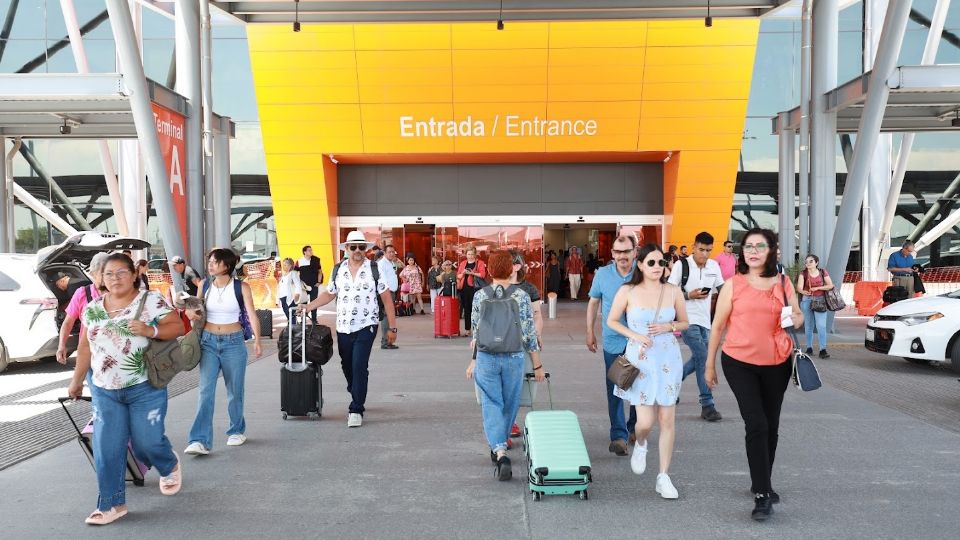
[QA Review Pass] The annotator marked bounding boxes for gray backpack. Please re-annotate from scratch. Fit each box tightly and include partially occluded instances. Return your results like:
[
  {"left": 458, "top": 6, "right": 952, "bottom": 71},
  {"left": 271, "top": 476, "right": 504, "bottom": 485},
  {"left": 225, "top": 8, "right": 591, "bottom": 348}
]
[{"left": 475, "top": 285, "right": 524, "bottom": 354}]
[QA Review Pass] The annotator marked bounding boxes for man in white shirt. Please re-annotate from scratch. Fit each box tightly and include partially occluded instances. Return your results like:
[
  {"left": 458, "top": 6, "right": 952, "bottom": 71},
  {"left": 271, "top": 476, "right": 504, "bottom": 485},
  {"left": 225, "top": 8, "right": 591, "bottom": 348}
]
[
  {"left": 667, "top": 231, "right": 724, "bottom": 422},
  {"left": 377, "top": 245, "right": 400, "bottom": 349},
  {"left": 300, "top": 231, "right": 397, "bottom": 428}
]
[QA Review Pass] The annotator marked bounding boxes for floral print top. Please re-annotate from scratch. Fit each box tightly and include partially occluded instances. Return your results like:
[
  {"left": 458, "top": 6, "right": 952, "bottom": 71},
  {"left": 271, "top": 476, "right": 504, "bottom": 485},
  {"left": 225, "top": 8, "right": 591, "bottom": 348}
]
[
  {"left": 471, "top": 284, "right": 541, "bottom": 353},
  {"left": 399, "top": 264, "right": 424, "bottom": 294},
  {"left": 83, "top": 291, "right": 173, "bottom": 390}
]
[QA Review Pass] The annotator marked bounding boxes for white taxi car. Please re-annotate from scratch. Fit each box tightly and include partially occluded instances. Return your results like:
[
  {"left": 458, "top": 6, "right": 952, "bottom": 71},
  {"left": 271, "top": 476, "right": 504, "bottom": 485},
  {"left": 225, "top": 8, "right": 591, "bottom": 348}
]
[{"left": 864, "top": 289, "right": 960, "bottom": 373}]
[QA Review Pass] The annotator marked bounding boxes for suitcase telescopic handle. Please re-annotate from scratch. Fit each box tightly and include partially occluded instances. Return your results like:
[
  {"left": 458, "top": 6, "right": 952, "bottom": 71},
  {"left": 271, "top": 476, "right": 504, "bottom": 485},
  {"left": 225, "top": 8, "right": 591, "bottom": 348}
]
[
  {"left": 524, "top": 372, "right": 553, "bottom": 410},
  {"left": 58, "top": 396, "right": 92, "bottom": 437},
  {"left": 287, "top": 306, "right": 308, "bottom": 368}
]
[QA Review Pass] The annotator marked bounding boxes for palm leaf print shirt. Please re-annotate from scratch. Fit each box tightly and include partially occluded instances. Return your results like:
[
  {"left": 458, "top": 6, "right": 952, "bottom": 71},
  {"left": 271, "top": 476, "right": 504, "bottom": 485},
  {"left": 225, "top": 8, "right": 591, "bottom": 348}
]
[{"left": 83, "top": 291, "right": 173, "bottom": 389}]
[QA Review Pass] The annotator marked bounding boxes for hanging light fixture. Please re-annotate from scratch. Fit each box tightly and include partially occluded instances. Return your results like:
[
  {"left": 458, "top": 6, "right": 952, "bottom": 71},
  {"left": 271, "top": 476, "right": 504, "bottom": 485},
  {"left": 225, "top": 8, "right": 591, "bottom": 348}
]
[
  {"left": 705, "top": 0, "right": 713, "bottom": 27},
  {"left": 497, "top": 0, "right": 504, "bottom": 30},
  {"left": 293, "top": 0, "right": 301, "bottom": 32}
]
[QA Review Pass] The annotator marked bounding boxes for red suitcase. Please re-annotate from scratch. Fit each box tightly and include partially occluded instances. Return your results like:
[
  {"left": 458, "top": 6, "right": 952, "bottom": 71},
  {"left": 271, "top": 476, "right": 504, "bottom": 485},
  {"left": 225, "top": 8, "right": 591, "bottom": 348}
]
[{"left": 434, "top": 296, "right": 460, "bottom": 338}]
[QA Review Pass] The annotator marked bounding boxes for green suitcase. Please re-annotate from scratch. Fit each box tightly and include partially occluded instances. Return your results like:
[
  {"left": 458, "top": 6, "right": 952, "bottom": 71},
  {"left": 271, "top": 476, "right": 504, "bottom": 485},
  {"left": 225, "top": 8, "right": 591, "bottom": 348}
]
[{"left": 522, "top": 375, "right": 593, "bottom": 501}]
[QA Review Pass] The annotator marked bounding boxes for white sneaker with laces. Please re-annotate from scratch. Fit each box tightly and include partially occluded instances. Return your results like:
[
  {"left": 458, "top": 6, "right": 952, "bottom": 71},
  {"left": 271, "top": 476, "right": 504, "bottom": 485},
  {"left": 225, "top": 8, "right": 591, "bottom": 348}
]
[
  {"left": 226, "top": 434, "right": 247, "bottom": 446},
  {"left": 347, "top": 413, "right": 363, "bottom": 428},
  {"left": 184, "top": 442, "right": 209, "bottom": 456},
  {"left": 630, "top": 440, "right": 647, "bottom": 475},
  {"left": 656, "top": 473, "right": 679, "bottom": 499}
]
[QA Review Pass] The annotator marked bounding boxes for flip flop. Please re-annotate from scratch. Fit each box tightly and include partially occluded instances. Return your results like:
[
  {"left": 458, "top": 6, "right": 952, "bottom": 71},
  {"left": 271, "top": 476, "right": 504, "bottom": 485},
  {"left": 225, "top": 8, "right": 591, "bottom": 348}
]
[
  {"left": 159, "top": 454, "right": 182, "bottom": 496},
  {"left": 85, "top": 506, "right": 128, "bottom": 525}
]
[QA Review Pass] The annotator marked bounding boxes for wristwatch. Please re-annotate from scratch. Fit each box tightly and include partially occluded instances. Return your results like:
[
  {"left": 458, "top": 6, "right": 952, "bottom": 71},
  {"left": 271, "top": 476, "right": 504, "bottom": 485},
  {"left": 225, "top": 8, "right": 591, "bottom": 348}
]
[
  {"left": 670, "top": 322, "right": 677, "bottom": 332},
  {"left": 388, "top": 328, "right": 398, "bottom": 333}
]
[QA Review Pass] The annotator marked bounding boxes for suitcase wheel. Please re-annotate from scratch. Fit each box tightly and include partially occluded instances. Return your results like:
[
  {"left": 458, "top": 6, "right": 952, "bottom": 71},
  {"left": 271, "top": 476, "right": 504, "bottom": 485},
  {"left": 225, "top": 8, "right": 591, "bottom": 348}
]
[
  {"left": 134, "top": 478, "right": 145, "bottom": 487},
  {"left": 282, "top": 413, "right": 288, "bottom": 420},
  {"left": 578, "top": 490, "right": 588, "bottom": 501}
]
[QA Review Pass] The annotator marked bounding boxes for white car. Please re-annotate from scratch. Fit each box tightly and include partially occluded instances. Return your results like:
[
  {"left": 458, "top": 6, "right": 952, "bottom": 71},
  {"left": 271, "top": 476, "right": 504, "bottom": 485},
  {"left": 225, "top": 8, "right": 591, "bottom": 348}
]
[
  {"left": 865, "top": 289, "right": 960, "bottom": 373},
  {"left": 0, "top": 232, "right": 149, "bottom": 373}
]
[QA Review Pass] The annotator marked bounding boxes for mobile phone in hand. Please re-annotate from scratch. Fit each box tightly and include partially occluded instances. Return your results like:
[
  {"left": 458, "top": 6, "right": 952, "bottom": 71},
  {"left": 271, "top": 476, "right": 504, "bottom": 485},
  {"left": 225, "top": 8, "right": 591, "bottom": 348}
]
[{"left": 700, "top": 287, "right": 711, "bottom": 294}]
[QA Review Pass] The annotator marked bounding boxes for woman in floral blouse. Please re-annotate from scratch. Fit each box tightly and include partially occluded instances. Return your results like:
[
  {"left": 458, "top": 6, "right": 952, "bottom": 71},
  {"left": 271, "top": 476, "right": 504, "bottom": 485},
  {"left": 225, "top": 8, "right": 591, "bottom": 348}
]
[
  {"left": 67, "top": 254, "right": 186, "bottom": 526},
  {"left": 399, "top": 255, "right": 426, "bottom": 315}
]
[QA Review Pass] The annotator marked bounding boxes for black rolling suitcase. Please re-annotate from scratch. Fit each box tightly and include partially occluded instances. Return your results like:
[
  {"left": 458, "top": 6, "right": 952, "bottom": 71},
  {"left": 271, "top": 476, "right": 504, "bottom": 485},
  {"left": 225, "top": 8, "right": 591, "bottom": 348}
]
[
  {"left": 280, "top": 308, "right": 323, "bottom": 419},
  {"left": 256, "top": 309, "right": 273, "bottom": 338},
  {"left": 58, "top": 396, "right": 148, "bottom": 486}
]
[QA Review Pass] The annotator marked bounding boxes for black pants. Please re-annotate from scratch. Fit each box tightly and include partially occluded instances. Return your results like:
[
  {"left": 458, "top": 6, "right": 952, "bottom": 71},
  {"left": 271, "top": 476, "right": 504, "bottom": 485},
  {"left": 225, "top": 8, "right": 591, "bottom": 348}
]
[
  {"left": 460, "top": 287, "right": 477, "bottom": 330},
  {"left": 306, "top": 286, "right": 319, "bottom": 324},
  {"left": 280, "top": 297, "right": 298, "bottom": 325},
  {"left": 721, "top": 352, "right": 792, "bottom": 495}
]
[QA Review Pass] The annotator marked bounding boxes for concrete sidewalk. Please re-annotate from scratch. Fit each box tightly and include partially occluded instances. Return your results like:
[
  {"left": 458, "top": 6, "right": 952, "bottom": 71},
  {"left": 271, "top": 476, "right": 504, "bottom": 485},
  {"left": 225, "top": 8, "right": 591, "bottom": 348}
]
[{"left": 1, "top": 302, "right": 957, "bottom": 539}]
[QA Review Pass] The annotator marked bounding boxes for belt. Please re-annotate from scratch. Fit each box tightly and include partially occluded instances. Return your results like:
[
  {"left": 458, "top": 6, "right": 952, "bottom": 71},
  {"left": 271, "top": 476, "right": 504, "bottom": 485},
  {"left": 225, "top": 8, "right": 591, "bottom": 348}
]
[{"left": 893, "top": 273, "right": 912, "bottom": 277}]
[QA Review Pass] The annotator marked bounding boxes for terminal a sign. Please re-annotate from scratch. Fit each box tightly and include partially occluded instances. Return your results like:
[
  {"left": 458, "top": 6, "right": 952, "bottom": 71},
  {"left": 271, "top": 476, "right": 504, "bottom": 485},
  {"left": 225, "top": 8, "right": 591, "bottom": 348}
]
[
  {"left": 400, "top": 115, "right": 598, "bottom": 138},
  {"left": 151, "top": 102, "right": 189, "bottom": 254}
]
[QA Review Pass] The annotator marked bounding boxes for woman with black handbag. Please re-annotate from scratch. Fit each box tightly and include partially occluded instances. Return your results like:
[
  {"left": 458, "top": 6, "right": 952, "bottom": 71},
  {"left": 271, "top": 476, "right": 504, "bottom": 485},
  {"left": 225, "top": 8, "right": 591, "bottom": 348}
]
[
  {"left": 796, "top": 254, "right": 834, "bottom": 359},
  {"left": 706, "top": 228, "right": 803, "bottom": 522},
  {"left": 606, "top": 244, "right": 689, "bottom": 500}
]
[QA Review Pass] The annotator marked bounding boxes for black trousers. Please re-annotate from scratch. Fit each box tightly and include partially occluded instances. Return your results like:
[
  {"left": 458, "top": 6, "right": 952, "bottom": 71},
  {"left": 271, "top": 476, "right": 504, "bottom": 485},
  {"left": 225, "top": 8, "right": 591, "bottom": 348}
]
[
  {"left": 460, "top": 287, "right": 477, "bottom": 330},
  {"left": 721, "top": 352, "right": 792, "bottom": 495},
  {"left": 306, "top": 286, "right": 319, "bottom": 324}
]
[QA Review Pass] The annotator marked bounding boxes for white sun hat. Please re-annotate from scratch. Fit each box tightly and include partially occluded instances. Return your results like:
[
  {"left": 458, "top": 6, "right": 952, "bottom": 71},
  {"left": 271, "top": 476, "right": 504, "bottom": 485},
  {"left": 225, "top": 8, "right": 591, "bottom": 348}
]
[{"left": 338, "top": 230, "right": 375, "bottom": 251}]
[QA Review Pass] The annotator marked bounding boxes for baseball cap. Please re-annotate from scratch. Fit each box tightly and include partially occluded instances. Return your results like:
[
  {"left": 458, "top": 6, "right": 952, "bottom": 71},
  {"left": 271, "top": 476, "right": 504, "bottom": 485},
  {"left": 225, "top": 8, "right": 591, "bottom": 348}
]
[{"left": 170, "top": 256, "right": 185, "bottom": 264}]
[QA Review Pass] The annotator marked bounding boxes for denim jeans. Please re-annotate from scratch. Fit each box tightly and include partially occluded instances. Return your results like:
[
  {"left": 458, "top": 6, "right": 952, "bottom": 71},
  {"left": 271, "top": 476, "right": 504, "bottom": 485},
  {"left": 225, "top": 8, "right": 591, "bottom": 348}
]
[
  {"left": 681, "top": 325, "right": 715, "bottom": 408},
  {"left": 188, "top": 331, "right": 248, "bottom": 449},
  {"left": 90, "top": 379, "right": 177, "bottom": 511},
  {"left": 475, "top": 351, "right": 525, "bottom": 452},
  {"left": 306, "top": 286, "right": 319, "bottom": 324},
  {"left": 338, "top": 324, "right": 378, "bottom": 415},
  {"left": 280, "top": 297, "right": 298, "bottom": 325},
  {"left": 800, "top": 296, "right": 829, "bottom": 351},
  {"left": 603, "top": 350, "right": 637, "bottom": 441}
]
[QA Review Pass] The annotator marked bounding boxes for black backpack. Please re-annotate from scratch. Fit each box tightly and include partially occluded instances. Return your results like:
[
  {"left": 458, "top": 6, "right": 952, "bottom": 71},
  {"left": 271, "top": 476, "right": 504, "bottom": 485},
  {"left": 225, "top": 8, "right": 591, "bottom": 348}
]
[{"left": 475, "top": 285, "right": 524, "bottom": 354}]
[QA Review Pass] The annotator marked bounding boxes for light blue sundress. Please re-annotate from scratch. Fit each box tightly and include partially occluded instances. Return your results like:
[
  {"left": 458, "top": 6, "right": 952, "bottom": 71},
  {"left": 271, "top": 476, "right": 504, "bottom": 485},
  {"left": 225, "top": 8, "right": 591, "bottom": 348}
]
[{"left": 613, "top": 306, "right": 683, "bottom": 406}]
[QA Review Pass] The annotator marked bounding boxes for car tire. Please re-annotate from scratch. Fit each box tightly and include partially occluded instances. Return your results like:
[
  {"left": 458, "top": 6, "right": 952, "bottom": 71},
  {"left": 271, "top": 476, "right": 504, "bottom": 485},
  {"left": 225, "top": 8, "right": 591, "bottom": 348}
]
[
  {"left": 0, "top": 338, "right": 8, "bottom": 374},
  {"left": 951, "top": 338, "right": 960, "bottom": 374}
]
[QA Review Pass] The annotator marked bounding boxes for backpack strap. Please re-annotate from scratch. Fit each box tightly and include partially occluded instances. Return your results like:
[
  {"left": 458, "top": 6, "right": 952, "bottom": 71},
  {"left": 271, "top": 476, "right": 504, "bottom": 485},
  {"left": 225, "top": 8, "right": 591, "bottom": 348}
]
[
  {"left": 85, "top": 284, "right": 93, "bottom": 303},
  {"left": 680, "top": 257, "right": 690, "bottom": 290},
  {"left": 369, "top": 258, "right": 380, "bottom": 289},
  {"left": 132, "top": 291, "right": 150, "bottom": 323},
  {"left": 233, "top": 279, "right": 245, "bottom": 314}
]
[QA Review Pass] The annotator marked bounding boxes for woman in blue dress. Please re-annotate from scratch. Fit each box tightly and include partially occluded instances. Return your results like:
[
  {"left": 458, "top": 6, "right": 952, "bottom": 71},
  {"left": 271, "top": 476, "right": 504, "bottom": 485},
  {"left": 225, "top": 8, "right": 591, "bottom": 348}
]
[{"left": 607, "top": 244, "right": 690, "bottom": 500}]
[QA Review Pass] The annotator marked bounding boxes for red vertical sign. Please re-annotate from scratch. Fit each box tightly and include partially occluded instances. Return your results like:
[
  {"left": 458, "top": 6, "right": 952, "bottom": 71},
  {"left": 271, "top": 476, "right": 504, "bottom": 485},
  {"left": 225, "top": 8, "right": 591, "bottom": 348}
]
[{"left": 151, "top": 102, "right": 189, "bottom": 256}]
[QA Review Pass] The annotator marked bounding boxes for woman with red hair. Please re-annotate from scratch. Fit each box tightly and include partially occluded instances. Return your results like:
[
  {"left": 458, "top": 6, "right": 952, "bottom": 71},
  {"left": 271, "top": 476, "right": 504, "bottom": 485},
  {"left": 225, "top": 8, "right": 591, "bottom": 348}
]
[{"left": 466, "top": 250, "right": 543, "bottom": 482}]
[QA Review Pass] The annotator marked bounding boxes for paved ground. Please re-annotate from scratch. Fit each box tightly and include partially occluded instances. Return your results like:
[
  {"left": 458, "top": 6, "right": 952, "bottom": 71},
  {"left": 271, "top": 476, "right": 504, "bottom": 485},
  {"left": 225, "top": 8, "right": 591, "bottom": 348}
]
[{"left": 1, "top": 302, "right": 959, "bottom": 539}]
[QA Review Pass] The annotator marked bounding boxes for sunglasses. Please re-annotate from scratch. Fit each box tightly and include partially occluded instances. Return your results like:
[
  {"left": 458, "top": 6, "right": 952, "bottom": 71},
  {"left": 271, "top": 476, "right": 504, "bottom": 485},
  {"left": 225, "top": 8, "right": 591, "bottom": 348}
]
[
  {"left": 643, "top": 259, "right": 669, "bottom": 268},
  {"left": 346, "top": 244, "right": 365, "bottom": 251}
]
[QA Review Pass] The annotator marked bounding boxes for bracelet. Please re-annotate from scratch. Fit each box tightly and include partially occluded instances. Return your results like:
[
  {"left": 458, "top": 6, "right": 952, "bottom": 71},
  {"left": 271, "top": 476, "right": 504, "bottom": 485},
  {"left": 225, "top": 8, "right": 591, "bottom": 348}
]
[
  {"left": 533, "top": 364, "right": 543, "bottom": 370},
  {"left": 152, "top": 326, "right": 159, "bottom": 338}
]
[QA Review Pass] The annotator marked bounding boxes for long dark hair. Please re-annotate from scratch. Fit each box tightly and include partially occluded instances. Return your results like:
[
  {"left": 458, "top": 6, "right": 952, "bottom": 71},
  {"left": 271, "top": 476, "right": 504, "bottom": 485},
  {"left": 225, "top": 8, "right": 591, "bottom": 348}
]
[
  {"left": 736, "top": 228, "right": 779, "bottom": 278},
  {"left": 627, "top": 243, "right": 667, "bottom": 285}
]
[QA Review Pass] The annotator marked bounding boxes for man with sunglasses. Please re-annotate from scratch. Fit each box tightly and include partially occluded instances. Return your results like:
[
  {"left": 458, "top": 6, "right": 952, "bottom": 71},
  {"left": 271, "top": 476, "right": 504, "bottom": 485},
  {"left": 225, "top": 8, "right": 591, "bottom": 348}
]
[
  {"left": 668, "top": 231, "right": 724, "bottom": 422},
  {"left": 715, "top": 240, "right": 737, "bottom": 281},
  {"left": 586, "top": 235, "right": 639, "bottom": 456},
  {"left": 300, "top": 230, "right": 397, "bottom": 428}
]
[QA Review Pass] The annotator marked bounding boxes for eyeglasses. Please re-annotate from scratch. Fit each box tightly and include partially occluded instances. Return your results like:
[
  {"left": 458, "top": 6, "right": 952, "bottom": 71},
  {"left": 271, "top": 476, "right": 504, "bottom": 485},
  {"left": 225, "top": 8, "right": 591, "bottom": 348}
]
[
  {"left": 724, "top": 244, "right": 733, "bottom": 249},
  {"left": 103, "top": 270, "right": 132, "bottom": 280},
  {"left": 346, "top": 244, "right": 365, "bottom": 251},
  {"left": 612, "top": 248, "right": 634, "bottom": 255},
  {"left": 644, "top": 259, "right": 669, "bottom": 268},
  {"left": 743, "top": 243, "right": 769, "bottom": 253}
]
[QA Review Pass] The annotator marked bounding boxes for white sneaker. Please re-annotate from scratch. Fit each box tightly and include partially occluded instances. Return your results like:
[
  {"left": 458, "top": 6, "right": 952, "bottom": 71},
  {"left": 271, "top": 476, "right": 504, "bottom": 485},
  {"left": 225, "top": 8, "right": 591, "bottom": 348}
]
[
  {"left": 226, "top": 434, "right": 247, "bottom": 446},
  {"left": 347, "top": 413, "right": 363, "bottom": 428},
  {"left": 656, "top": 473, "right": 679, "bottom": 499},
  {"left": 630, "top": 440, "right": 647, "bottom": 475},
  {"left": 184, "top": 442, "right": 209, "bottom": 456}
]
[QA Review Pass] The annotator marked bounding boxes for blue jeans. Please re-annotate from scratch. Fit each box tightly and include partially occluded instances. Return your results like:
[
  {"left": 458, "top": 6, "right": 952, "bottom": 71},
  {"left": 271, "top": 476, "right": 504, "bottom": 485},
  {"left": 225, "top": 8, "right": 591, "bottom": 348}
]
[
  {"left": 90, "top": 380, "right": 177, "bottom": 511},
  {"left": 475, "top": 351, "right": 525, "bottom": 452},
  {"left": 338, "top": 324, "right": 378, "bottom": 415},
  {"left": 188, "top": 331, "right": 248, "bottom": 448},
  {"left": 280, "top": 297, "right": 298, "bottom": 325},
  {"left": 800, "top": 296, "right": 829, "bottom": 351},
  {"left": 603, "top": 350, "right": 637, "bottom": 442},
  {"left": 681, "top": 325, "right": 715, "bottom": 408}
]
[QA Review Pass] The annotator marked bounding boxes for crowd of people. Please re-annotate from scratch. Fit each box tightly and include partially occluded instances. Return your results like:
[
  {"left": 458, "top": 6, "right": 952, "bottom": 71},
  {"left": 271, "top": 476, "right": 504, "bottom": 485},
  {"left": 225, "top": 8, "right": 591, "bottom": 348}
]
[{"left": 63, "top": 226, "right": 829, "bottom": 525}]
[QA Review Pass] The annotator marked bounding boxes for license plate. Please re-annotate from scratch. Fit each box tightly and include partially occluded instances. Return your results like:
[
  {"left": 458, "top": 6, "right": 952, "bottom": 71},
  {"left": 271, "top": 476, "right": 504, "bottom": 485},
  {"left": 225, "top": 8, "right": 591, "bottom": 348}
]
[{"left": 865, "top": 328, "right": 875, "bottom": 341}]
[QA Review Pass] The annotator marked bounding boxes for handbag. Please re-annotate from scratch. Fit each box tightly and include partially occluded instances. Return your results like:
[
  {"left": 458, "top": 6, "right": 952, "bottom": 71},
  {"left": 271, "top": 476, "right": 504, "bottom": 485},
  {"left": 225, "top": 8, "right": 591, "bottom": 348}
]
[
  {"left": 810, "top": 295, "right": 828, "bottom": 312},
  {"left": 606, "top": 284, "right": 665, "bottom": 391},
  {"left": 780, "top": 276, "right": 822, "bottom": 391},
  {"left": 133, "top": 292, "right": 203, "bottom": 389},
  {"left": 824, "top": 287, "right": 846, "bottom": 312}
]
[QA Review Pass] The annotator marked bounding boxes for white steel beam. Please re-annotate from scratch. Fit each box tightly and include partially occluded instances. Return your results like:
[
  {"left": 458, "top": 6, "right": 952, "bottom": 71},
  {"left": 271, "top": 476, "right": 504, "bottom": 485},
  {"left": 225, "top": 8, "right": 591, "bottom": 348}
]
[
  {"left": 809, "top": 0, "right": 838, "bottom": 260},
  {"left": 175, "top": 0, "right": 204, "bottom": 267}
]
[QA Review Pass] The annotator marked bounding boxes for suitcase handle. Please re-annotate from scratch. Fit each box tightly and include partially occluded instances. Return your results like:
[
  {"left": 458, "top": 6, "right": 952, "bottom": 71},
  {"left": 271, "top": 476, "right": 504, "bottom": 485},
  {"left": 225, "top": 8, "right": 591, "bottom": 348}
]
[
  {"left": 287, "top": 307, "right": 308, "bottom": 368},
  {"left": 58, "top": 396, "right": 92, "bottom": 437},
  {"left": 524, "top": 372, "right": 552, "bottom": 410}
]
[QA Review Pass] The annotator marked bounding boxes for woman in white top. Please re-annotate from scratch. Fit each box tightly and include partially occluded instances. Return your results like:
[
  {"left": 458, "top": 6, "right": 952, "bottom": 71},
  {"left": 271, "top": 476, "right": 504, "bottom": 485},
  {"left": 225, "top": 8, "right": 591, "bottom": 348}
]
[
  {"left": 184, "top": 248, "right": 262, "bottom": 456},
  {"left": 277, "top": 257, "right": 303, "bottom": 324}
]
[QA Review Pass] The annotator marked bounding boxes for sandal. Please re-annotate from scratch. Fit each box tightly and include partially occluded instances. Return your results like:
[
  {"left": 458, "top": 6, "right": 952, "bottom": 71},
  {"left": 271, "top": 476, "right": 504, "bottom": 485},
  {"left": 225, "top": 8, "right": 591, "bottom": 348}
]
[
  {"left": 159, "top": 453, "right": 182, "bottom": 496},
  {"left": 85, "top": 506, "right": 127, "bottom": 525}
]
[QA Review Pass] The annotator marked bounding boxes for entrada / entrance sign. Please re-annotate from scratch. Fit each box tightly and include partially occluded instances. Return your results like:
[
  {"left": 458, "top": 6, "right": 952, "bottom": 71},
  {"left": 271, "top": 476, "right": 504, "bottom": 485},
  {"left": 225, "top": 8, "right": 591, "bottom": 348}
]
[{"left": 400, "top": 115, "right": 598, "bottom": 138}]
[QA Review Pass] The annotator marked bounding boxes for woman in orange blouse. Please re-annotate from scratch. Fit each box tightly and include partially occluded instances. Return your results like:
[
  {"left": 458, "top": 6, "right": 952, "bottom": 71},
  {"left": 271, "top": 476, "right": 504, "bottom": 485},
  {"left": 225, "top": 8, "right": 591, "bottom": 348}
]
[{"left": 705, "top": 228, "right": 803, "bottom": 522}]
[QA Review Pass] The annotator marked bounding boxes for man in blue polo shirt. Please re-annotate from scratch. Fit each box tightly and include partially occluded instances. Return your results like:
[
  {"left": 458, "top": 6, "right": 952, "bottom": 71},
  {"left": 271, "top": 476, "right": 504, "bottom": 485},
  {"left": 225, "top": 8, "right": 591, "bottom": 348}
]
[
  {"left": 887, "top": 240, "right": 916, "bottom": 294},
  {"left": 586, "top": 234, "right": 638, "bottom": 457}
]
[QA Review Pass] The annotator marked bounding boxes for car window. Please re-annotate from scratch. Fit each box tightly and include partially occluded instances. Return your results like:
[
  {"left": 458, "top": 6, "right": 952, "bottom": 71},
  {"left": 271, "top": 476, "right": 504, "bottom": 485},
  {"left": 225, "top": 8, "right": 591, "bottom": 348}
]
[{"left": 0, "top": 270, "right": 20, "bottom": 291}]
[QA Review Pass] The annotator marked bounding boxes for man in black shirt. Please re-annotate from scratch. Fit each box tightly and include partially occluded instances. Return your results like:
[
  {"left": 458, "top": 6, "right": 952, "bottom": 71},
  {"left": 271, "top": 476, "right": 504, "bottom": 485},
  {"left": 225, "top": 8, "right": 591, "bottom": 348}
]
[
  {"left": 297, "top": 245, "right": 323, "bottom": 325},
  {"left": 171, "top": 255, "right": 202, "bottom": 296}
]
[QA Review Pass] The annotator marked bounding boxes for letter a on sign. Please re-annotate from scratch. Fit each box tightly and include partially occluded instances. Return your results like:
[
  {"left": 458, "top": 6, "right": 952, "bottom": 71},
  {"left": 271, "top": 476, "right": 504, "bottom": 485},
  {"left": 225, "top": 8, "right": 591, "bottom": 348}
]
[{"left": 169, "top": 145, "right": 184, "bottom": 196}]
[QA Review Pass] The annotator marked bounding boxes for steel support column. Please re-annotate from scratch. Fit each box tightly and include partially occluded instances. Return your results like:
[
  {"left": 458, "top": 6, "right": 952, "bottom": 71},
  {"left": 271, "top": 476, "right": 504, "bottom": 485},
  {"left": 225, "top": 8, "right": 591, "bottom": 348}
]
[
  {"left": 810, "top": 0, "right": 838, "bottom": 259},
  {"left": 119, "top": 140, "right": 146, "bottom": 241},
  {"left": 175, "top": 0, "right": 204, "bottom": 267},
  {"left": 778, "top": 112, "right": 796, "bottom": 265},
  {"left": 0, "top": 137, "right": 11, "bottom": 251},
  {"left": 827, "top": 0, "right": 913, "bottom": 287},
  {"left": 106, "top": 0, "right": 185, "bottom": 289},
  {"left": 212, "top": 118, "right": 231, "bottom": 248},
  {"left": 200, "top": 0, "right": 215, "bottom": 253},
  {"left": 798, "top": 0, "right": 813, "bottom": 258},
  {"left": 878, "top": 0, "right": 950, "bottom": 270},
  {"left": 916, "top": 206, "right": 960, "bottom": 251}
]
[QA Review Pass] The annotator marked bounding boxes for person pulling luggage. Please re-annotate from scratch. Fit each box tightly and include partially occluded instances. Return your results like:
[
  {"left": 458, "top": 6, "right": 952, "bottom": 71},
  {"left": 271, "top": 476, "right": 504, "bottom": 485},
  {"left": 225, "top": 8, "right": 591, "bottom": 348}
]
[
  {"left": 465, "top": 250, "right": 544, "bottom": 481},
  {"left": 299, "top": 230, "right": 398, "bottom": 428}
]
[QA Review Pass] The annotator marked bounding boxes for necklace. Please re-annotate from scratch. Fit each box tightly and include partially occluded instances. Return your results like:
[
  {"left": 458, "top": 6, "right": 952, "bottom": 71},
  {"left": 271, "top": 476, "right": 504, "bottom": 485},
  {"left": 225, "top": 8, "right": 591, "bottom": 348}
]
[
  {"left": 212, "top": 278, "right": 231, "bottom": 303},
  {"left": 105, "top": 292, "right": 138, "bottom": 314}
]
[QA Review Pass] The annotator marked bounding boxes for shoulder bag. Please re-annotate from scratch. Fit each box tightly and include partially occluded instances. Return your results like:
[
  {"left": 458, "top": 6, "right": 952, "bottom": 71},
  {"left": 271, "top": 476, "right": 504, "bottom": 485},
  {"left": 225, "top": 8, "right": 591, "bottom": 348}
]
[
  {"left": 134, "top": 292, "right": 203, "bottom": 389},
  {"left": 822, "top": 271, "right": 847, "bottom": 312},
  {"left": 780, "top": 276, "right": 822, "bottom": 391},
  {"left": 607, "top": 284, "right": 665, "bottom": 391}
]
